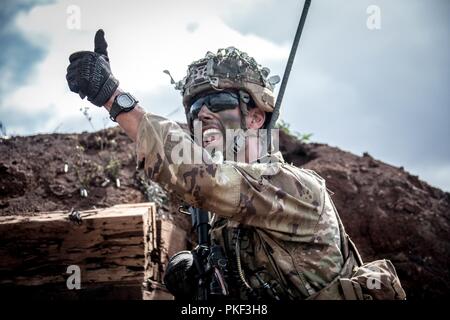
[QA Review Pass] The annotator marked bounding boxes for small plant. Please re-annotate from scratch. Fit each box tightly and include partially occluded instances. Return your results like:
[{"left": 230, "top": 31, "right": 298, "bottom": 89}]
[
  {"left": 73, "top": 144, "right": 102, "bottom": 194},
  {"left": 105, "top": 157, "right": 121, "bottom": 181},
  {"left": 134, "top": 171, "right": 168, "bottom": 216},
  {"left": 276, "top": 119, "right": 313, "bottom": 143},
  {"left": 80, "top": 106, "right": 95, "bottom": 130},
  {"left": 99, "top": 116, "right": 111, "bottom": 151}
]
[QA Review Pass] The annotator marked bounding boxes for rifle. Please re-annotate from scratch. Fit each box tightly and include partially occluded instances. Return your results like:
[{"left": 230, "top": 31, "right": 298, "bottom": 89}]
[{"left": 190, "top": 207, "right": 228, "bottom": 300}]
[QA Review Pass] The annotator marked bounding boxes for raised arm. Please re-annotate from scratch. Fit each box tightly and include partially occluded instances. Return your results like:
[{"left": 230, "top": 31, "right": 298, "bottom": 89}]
[{"left": 103, "top": 88, "right": 145, "bottom": 142}]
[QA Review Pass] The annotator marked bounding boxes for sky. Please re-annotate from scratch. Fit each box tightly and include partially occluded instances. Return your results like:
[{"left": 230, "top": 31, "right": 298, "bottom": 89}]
[{"left": 0, "top": 0, "right": 449, "bottom": 192}]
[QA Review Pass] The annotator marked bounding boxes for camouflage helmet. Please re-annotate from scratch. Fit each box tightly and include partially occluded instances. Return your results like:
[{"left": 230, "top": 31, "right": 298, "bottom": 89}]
[{"left": 174, "top": 47, "right": 280, "bottom": 119}]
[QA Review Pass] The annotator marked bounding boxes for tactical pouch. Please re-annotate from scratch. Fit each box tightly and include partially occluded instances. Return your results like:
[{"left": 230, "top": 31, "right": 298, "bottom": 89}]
[
  {"left": 309, "top": 254, "right": 406, "bottom": 300},
  {"left": 340, "top": 259, "right": 406, "bottom": 300},
  {"left": 311, "top": 196, "right": 407, "bottom": 300}
]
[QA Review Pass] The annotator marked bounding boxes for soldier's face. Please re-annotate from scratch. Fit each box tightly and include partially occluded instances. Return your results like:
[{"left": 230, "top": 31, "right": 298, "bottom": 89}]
[{"left": 196, "top": 105, "right": 242, "bottom": 149}]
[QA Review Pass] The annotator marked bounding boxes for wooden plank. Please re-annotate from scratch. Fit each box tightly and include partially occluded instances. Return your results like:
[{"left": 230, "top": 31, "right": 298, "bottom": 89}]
[
  {"left": 0, "top": 203, "right": 155, "bottom": 296},
  {"left": 0, "top": 202, "right": 189, "bottom": 300},
  {"left": 143, "top": 208, "right": 188, "bottom": 300}
]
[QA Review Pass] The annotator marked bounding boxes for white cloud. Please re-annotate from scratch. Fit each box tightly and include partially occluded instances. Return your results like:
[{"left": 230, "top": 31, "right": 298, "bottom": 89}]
[{"left": 4, "top": 0, "right": 289, "bottom": 134}]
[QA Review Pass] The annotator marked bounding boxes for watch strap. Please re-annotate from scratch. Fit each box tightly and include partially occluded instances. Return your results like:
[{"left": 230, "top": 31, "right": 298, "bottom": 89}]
[{"left": 109, "top": 93, "right": 138, "bottom": 122}]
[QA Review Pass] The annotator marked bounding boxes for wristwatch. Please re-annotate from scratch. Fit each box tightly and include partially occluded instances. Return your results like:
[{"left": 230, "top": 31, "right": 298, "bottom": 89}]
[{"left": 109, "top": 92, "right": 138, "bottom": 122}]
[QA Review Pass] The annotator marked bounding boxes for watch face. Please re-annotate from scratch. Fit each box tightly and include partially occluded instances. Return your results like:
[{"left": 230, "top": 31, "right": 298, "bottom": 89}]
[{"left": 117, "top": 94, "right": 134, "bottom": 108}]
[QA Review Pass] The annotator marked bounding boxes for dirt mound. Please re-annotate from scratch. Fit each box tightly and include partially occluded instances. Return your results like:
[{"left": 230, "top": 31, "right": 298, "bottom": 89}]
[
  {"left": 0, "top": 129, "right": 144, "bottom": 214},
  {"left": 1, "top": 127, "right": 449, "bottom": 299}
]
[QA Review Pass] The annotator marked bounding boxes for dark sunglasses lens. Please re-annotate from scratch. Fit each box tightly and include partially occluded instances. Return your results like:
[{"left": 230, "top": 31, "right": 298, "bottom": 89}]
[
  {"left": 190, "top": 97, "right": 206, "bottom": 119},
  {"left": 189, "top": 92, "right": 239, "bottom": 119},
  {"left": 208, "top": 93, "right": 239, "bottom": 112}
]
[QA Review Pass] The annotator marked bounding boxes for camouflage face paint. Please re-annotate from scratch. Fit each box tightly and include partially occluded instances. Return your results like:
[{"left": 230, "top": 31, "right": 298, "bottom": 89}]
[{"left": 200, "top": 107, "right": 243, "bottom": 155}]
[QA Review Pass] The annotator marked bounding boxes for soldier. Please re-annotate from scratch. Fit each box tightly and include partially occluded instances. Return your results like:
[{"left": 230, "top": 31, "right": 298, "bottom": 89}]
[{"left": 66, "top": 29, "right": 406, "bottom": 300}]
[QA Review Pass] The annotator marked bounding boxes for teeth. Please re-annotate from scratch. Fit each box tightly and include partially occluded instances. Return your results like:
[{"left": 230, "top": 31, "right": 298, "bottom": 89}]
[{"left": 203, "top": 128, "right": 221, "bottom": 137}]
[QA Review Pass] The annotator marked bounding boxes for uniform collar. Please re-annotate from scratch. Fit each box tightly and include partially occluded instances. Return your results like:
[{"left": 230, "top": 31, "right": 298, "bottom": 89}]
[{"left": 252, "top": 151, "right": 285, "bottom": 164}]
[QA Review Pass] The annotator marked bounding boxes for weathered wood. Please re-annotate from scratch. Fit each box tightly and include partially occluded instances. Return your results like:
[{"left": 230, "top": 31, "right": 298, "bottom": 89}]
[
  {"left": 0, "top": 202, "right": 189, "bottom": 299},
  {"left": 142, "top": 205, "right": 188, "bottom": 300},
  {"left": 0, "top": 203, "right": 156, "bottom": 299}
]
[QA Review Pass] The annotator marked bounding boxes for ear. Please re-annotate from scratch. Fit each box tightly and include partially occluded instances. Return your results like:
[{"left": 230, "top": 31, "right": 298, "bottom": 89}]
[{"left": 246, "top": 108, "right": 266, "bottom": 129}]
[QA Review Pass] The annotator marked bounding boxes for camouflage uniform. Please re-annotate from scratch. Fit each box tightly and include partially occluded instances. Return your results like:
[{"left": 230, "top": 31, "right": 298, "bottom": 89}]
[{"left": 136, "top": 112, "right": 347, "bottom": 299}]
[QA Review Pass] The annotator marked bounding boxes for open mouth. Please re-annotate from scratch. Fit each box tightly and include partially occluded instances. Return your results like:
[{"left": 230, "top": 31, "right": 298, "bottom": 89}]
[{"left": 202, "top": 128, "right": 222, "bottom": 147}]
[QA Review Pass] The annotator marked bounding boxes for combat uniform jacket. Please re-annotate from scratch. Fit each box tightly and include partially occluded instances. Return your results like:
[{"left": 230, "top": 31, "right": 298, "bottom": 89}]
[{"left": 136, "top": 112, "right": 347, "bottom": 299}]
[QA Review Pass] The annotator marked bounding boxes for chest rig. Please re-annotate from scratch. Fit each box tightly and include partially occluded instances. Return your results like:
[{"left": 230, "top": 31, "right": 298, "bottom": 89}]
[{"left": 210, "top": 216, "right": 294, "bottom": 300}]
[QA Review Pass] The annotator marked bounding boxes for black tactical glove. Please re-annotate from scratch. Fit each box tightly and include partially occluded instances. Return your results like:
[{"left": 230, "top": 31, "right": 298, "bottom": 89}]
[
  {"left": 164, "top": 251, "right": 198, "bottom": 299},
  {"left": 66, "top": 29, "right": 119, "bottom": 107}
]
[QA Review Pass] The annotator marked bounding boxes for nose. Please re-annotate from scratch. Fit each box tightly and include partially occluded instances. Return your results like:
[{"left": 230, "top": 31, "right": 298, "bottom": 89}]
[{"left": 197, "top": 105, "right": 214, "bottom": 121}]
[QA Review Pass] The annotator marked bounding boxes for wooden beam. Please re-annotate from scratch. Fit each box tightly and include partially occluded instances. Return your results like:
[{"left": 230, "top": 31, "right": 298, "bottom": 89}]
[
  {"left": 0, "top": 202, "right": 189, "bottom": 299},
  {"left": 0, "top": 203, "right": 153, "bottom": 299},
  {"left": 142, "top": 203, "right": 188, "bottom": 300}
]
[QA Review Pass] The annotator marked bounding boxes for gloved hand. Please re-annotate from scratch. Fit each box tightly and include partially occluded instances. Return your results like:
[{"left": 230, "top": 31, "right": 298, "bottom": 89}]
[
  {"left": 66, "top": 29, "right": 119, "bottom": 107},
  {"left": 164, "top": 250, "right": 198, "bottom": 299}
]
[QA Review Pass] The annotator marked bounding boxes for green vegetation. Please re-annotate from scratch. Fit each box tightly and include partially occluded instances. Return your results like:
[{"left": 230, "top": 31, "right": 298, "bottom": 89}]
[
  {"left": 105, "top": 157, "right": 121, "bottom": 180},
  {"left": 73, "top": 144, "right": 102, "bottom": 191},
  {"left": 80, "top": 106, "right": 95, "bottom": 130},
  {"left": 276, "top": 119, "right": 313, "bottom": 143}
]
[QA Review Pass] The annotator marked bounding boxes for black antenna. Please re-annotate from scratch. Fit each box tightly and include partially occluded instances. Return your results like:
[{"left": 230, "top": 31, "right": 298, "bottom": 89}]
[{"left": 268, "top": 0, "right": 311, "bottom": 152}]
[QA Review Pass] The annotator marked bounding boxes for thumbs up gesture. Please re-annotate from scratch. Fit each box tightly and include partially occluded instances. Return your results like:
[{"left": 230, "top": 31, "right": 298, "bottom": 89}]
[{"left": 66, "top": 29, "right": 119, "bottom": 107}]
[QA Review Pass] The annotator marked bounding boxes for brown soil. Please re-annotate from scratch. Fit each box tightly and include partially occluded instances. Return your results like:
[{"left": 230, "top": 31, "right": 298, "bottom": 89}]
[{"left": 1, "top": 126, "right": 449, "bottom": 299}]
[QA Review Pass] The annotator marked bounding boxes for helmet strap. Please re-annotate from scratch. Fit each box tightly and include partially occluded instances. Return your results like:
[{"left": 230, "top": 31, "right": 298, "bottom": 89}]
[
  {"left": 238, "top": 92, "right": 249, "bottom": 131},
  {"left": 231, "top": 90, "right": 251, "bottom": 155}
]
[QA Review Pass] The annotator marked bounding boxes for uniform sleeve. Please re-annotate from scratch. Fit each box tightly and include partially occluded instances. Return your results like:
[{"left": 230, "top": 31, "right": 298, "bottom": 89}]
[
  {"left": 136, "top": 113, "right": 324, "bottom": 237},
  {"left": 136, "top": 113, "right": 242, "bottom": 217}
]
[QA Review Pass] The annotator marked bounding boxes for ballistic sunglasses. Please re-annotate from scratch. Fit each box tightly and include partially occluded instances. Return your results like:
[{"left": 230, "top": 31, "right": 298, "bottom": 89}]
[{"left": 189, "top": 92, "right": 240, "bottom": 120}]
